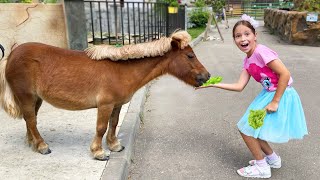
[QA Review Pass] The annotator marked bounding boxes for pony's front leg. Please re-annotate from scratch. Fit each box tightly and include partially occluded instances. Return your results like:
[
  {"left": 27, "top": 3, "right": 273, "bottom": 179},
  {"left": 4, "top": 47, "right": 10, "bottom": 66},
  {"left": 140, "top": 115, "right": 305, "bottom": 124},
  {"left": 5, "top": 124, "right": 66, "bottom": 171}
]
[
  {"left": 107, "top": 106, "right": 125, "bottom": 152},
  {"left": 90, "top": 104, "right": 113, "bottom": 161}
]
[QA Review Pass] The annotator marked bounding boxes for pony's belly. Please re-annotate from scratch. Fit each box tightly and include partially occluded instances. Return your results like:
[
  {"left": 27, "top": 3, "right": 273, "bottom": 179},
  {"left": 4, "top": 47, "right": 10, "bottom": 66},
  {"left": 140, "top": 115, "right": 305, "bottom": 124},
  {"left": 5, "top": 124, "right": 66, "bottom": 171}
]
[{"left": 41, "top": 95, "right": 96, "bottom": 111}]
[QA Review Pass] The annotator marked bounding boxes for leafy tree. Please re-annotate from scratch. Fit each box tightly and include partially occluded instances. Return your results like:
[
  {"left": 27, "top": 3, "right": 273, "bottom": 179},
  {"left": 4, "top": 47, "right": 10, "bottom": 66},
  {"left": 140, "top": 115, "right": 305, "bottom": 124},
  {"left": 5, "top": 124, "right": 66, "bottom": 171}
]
[{"left": 206, "top": 0, "right": 225, "bottom": 13}]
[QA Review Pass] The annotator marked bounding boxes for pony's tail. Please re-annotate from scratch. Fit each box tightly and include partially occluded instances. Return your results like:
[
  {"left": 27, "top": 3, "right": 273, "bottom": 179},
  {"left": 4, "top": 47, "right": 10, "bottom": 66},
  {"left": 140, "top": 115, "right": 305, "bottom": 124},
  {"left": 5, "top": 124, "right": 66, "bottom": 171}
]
[{"left": 0, "top": 45, "right": 23, "bottom": 119}]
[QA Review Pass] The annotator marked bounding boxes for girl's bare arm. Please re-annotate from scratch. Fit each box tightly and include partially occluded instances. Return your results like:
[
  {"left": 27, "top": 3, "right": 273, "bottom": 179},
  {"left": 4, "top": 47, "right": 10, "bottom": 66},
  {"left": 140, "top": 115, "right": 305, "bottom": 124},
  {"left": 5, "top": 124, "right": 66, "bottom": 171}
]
[
  {"left": 196, "top": 69, "right": 251, "bottom": 92},
  {"left": 265, "top": 59, "right": 291, "bottom": 112}
]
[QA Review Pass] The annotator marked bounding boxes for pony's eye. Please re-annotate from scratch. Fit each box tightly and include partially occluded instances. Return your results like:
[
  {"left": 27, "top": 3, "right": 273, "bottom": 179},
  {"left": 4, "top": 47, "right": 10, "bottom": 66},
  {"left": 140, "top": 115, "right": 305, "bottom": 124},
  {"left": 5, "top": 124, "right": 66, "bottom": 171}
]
[{"left": 187, "top": 53, "right": 194, "bottom": 59}]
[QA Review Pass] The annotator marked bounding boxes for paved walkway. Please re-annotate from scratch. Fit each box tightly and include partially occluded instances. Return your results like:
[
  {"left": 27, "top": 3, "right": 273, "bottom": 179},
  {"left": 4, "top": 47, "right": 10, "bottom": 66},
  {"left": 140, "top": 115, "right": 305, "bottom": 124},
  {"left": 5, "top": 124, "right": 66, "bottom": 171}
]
[{"left": 128, "top": 19, "right": 320, "bottom": 179}]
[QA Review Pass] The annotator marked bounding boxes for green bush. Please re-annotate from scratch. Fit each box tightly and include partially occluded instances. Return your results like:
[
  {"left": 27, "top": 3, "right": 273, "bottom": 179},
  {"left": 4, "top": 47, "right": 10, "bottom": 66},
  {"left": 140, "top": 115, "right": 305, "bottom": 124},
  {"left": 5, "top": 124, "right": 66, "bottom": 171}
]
[
  {"left": 189, "top": 9, "right": 210, "bottom": 27},
  {"left": 189, "top": 0, "right": 210, "bottom": 28}
]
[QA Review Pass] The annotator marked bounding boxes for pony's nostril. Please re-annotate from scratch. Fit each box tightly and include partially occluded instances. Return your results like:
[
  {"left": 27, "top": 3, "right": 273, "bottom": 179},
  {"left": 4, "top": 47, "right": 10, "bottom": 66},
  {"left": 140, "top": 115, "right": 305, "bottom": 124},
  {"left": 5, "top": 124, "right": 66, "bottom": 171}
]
[
  {"left": 207, "top": 73, "right": 211, "bottom": 79},
  {"left": 196, "top": 74, "right": 209, "bottom": 85}
]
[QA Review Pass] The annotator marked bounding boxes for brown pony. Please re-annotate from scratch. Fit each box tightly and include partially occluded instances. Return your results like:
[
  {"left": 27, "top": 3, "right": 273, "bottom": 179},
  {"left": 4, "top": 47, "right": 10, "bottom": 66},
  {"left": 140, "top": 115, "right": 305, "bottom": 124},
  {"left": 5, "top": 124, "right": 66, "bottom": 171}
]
[{"left": 0, "top": 31, "right": 210, "bottom": 160}]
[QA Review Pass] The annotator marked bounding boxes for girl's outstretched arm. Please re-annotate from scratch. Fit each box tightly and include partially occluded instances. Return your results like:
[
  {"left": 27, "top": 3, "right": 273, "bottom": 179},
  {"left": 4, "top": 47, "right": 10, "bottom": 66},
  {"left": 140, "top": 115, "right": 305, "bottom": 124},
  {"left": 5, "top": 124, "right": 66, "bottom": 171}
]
[
  {"left": 196, "top": 69, "right": 251, "bottom": 92},
  {"left": 265, "top": 59, "right": 291, "bottom": 113}
]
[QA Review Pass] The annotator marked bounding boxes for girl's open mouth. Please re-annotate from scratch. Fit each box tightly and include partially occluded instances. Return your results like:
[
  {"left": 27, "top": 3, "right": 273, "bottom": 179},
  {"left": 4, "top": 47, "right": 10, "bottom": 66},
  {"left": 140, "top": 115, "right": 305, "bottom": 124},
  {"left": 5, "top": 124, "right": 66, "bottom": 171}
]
[{"left": 241, "top": 43, "right": 249, "bottom": 48}]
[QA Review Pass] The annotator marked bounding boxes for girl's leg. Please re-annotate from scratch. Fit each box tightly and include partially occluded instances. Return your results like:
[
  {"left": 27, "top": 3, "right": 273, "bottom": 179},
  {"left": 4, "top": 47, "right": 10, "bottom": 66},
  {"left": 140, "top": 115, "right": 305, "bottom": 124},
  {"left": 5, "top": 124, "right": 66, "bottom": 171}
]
[
  {"left": 237, "top": 132, "right": 271, "bottom": 178},
  {"left": 257, "top": 139, "right": 273, "bottom": 155},
  {"left": 240, "top": 132, "right": 264, "bottom": 160}
]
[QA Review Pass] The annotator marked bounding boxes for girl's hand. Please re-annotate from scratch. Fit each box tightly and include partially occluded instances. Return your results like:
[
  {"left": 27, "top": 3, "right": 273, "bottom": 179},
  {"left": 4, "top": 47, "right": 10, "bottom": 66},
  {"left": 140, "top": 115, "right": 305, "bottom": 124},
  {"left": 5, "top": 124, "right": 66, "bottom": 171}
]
[
  {"left": 265, "top": 101, "right": 279, "bottom": 113},
  {"left": 195, "top": 85, "right": 214, "bottom": 90}
]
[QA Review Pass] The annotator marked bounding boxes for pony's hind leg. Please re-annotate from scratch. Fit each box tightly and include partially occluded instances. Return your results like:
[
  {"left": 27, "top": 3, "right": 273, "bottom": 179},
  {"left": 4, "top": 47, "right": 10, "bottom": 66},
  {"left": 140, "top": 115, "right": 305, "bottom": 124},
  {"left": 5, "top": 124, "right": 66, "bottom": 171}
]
[
  {"left": 90, "top": 104, "right": 114, "bottom": 161},
  {"left": 25, "top": 98, "right": 43, "bottom": 147},
  {"left": 107, "top": 106, "right": 124, "bottom": 152},
  {"left": 5, "top": 61, "right": 49, "bottom": 154},
  {"left": 24, "top": 113, "right": 50, "bottom": 154},
  {"left": 20, "top": 95, "right": 50, "bottom": 154}
]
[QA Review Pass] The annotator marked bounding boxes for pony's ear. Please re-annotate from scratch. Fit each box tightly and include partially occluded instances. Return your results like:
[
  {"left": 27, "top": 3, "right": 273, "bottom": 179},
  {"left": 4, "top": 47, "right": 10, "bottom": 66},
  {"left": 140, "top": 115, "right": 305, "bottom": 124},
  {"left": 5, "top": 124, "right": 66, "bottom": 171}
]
[{"left": 171, "top": 37, "right": 181, "bottom": 50}]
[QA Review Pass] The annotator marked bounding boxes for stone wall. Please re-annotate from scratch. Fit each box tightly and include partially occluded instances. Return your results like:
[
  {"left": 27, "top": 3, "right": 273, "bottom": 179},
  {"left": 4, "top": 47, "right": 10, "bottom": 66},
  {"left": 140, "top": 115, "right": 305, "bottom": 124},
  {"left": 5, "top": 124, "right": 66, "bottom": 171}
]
[
  {"left": 0, "top": 3, "right": 68, "bottom": 58},
  {"left": 264, "top": 9, "right": 320, "bottom": 46}
]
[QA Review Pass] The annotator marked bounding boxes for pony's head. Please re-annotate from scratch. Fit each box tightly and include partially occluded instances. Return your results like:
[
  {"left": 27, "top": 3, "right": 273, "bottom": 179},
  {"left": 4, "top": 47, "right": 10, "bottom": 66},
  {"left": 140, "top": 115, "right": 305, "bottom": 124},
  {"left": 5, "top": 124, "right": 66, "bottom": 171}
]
[
  {"left": 167, "top": 32, "right": 210, "bottom": 87},
  {"left": 85, "top": 30, "right": 210, "bottom": 87}
]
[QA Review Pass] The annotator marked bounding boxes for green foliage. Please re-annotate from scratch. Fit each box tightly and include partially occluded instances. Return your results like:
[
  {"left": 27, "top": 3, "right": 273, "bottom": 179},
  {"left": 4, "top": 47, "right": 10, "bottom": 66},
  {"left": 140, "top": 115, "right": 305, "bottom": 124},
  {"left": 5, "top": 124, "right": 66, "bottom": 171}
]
[
  {"left": 187, "top": 26, "right": 206, "bottom": 39},
  {"left": 189, "top": 10, "right": 210, "bottom": 27},
  {"left": 201, "top": 76, "right": 223, "bottom": 86},
  {"left": 20, "top": 0, "right": 32, "bottom": 2},
  {"left": 163, "top": 0, "right": 179, "bottom": 7},
  {"left": 0, "top": 0, "right": 9, "bottom": 2},
  {"left": 248, "top": 109, "right": 266, "bottom": 129},
  {"left": 298, "top": 0, "right": 320, "bottom": 12},
  {"left": 194, "top": 0, "right": 206, "bottom": 7},
  {"left": 189, "top": 0, "right": 210, "bottom": 28},
  {"left": 205, "top": 0, "right": 226, "bottom": 13}
]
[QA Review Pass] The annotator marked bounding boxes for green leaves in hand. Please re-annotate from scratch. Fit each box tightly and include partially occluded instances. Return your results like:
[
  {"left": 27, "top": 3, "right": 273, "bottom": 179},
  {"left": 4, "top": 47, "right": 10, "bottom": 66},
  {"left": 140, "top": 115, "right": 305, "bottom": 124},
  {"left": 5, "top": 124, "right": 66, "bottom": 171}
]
[
  {"left": 248, "top": 109, "right": 266, "bottom": 129},
  {"left": 201, "top": 76, "right": 223, "bottom": 86}
]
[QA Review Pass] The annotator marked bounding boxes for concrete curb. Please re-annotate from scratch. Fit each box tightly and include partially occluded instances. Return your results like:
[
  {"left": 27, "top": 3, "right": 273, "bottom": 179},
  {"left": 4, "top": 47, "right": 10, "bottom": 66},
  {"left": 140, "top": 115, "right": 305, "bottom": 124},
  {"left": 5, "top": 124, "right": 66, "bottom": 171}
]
[
  {"left": 189, "top": 32, "right": 204, "bottom": 48},
  {"left": 101, "top": 35, "right": 203, "bottom": 180}
]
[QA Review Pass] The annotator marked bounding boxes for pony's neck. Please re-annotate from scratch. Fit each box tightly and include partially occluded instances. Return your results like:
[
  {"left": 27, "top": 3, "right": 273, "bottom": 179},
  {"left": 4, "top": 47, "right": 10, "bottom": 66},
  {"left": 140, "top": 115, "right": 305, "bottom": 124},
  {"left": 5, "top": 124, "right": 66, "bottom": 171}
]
[{"left": 122, "top": 55, "right": 169, "bottom": 91}]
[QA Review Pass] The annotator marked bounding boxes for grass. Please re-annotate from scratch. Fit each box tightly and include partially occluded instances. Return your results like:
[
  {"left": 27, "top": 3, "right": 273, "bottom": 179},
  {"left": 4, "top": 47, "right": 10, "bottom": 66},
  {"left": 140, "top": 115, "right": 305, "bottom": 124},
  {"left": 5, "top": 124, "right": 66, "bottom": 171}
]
[{"left": 187, "top": 27, "right": 206, "bottom": 40}]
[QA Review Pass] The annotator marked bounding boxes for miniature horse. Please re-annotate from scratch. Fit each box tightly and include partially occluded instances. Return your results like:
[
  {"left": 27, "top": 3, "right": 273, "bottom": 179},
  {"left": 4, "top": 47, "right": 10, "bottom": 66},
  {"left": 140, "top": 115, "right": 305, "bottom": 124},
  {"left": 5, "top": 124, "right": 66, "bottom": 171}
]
[{"left": 0, "top": 31, "right": 210, "bottom": 160}]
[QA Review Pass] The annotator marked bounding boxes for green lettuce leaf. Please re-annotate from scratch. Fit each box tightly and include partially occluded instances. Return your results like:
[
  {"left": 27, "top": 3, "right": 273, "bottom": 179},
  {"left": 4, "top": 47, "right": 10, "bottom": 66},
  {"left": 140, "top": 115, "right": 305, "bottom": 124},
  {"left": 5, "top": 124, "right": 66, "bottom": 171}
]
[
  {"left": 202, "top": 76, "right": 223, "bottom": 86},
  {"left": 248, "top": 109, "right": 266, "bottom": 129}
]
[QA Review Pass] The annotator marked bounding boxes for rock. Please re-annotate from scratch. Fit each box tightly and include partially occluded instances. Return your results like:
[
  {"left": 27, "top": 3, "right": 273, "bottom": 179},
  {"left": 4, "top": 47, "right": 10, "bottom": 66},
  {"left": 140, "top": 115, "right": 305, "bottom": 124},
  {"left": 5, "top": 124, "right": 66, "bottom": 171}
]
[{"left": 264, "top": 9, "right": 320, "bottom": 46}]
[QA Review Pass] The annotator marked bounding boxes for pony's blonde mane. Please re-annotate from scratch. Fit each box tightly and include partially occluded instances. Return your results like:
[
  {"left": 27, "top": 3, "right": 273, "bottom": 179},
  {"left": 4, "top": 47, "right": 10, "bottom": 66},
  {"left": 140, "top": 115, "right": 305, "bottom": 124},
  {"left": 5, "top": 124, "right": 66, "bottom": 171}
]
[{"left": 85, "top": 31, "right": 191, "bottom": 61}]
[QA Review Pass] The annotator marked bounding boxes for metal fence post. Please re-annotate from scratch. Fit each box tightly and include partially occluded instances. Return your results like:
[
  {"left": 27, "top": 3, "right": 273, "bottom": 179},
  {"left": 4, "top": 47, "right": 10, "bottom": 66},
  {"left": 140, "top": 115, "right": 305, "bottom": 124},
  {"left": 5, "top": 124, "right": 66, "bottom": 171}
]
[
  {"left": 63, "top": 0, "right": 88, "bottom": 50},
  {"left": 166, "top": 3, "right": 169, "bottom": 37}
]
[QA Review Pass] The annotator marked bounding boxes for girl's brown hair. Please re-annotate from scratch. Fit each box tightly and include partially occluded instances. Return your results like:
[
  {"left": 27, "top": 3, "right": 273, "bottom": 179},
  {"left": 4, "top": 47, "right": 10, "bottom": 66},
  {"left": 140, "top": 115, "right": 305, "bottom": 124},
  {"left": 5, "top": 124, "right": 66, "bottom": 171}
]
[{"left": 232, "top": 20, "right": 256, "bottom": 39}]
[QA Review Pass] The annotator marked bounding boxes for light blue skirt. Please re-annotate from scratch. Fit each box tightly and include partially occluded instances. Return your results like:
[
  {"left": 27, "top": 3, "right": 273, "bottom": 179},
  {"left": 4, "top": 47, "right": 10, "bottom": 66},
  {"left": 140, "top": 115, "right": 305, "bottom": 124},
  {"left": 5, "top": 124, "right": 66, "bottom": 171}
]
[{"left": 237, "top": 87, "right": 308, "bottom": 143}]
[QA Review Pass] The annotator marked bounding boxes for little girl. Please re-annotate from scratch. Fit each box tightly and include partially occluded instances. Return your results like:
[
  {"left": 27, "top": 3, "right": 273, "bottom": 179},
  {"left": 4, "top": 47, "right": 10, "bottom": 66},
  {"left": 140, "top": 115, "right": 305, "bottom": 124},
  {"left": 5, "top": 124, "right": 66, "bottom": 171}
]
[{"left": 197, "top": 14, "right": 308, "bottom": 178}]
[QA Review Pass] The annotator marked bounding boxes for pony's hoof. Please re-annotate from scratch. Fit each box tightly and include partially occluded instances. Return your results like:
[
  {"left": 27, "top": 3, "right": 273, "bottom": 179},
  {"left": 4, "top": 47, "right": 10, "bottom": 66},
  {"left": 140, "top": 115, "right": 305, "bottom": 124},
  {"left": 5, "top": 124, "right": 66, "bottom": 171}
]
[
  {"left": 117, "top": 146, "right": 125, "bottom": 152},
  {"left": 37, "top": 143, "right": 51, "bottom": 155},
  {"left": 39, "top": 147, "right": 51, "bottom": 155},
  {"left": 95, "top": 155, "right": 109, "bottom": 161},
  {"left": 110, "top": 144, "right": 125, "bottom": 152},
  {"left": 93, "top": 151, "right": 110, "bottom": 161}
]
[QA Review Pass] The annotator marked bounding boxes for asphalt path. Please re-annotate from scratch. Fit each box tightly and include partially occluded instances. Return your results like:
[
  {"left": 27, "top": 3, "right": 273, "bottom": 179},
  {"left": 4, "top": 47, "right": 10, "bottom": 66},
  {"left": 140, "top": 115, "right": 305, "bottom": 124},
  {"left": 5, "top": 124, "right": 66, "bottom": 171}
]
[{"left": 128, "top": 19, "right": 320, "bottom": 180}]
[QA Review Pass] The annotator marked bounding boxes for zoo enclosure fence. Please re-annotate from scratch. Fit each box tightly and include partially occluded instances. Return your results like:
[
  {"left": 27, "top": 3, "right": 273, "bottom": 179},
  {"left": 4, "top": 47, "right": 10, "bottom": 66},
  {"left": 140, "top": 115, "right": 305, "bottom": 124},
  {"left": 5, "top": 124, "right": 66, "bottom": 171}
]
[
  {"left": 84, "top": 0, "right": 186, "bottom": 45},
  {"left": 225, "top": 0, "right": 281, "bottom": 20}
]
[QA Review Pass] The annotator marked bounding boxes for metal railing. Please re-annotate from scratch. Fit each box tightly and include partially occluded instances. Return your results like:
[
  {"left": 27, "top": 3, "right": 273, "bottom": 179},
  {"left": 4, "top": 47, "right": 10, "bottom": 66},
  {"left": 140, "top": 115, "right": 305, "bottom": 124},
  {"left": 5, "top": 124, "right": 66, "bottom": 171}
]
[
  {"left": 242, "top": 2, "right": 280, "bottom": 19},
  {"left": 225, "top": 1, "right": 280, "bottom": 19},
  {"left": 84, "top": 0, "right": 185, "bottom": 45}
]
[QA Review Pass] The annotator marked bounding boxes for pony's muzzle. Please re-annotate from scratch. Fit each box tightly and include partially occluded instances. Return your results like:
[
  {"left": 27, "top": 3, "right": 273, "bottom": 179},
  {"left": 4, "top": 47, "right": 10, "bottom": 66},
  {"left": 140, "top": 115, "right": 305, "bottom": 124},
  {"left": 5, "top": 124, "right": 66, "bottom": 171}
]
[{"left": 196, "top": 72, "right": 211, "bottom": 87}]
